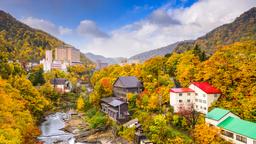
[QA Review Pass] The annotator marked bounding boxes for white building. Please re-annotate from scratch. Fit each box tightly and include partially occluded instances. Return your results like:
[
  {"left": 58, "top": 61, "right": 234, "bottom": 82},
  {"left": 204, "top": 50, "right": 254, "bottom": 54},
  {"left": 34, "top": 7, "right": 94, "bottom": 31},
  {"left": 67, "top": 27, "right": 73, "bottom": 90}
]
[
  {"left": 40, "top": 50, "right": 53, "bottom": 72},
  {"left": 206, "top": 108, "right": 256, "bottom": 144},
  {"left": 170, "top": 88, "right": 195, "bottom": 113},
  {"left": 50, "top": 78, "right": 72, "bottom": 93},
  {"left": 170, "top": 82, "right": 221, "bottom": 114}
]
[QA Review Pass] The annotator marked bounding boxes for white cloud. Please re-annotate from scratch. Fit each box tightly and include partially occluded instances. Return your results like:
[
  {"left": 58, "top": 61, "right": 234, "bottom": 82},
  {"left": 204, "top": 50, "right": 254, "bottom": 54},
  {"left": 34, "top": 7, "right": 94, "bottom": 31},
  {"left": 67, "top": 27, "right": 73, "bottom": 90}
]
[
  {"left": 82, "top": 0, "right": 256, "bottom": 58},
  {"left": 21, "top": 17, "right": 72, "bottom": 36},
  {"left": 77, "top": 20, "right": 109, "bottom": 38}
]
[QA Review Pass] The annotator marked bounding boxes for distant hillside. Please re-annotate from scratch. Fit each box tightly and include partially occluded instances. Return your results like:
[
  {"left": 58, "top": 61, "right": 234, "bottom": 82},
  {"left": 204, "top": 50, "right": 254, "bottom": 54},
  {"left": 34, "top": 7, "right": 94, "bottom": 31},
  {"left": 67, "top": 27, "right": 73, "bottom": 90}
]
[
  {"left": 174, "top": 7, "right": 256, "bottom": 54},
  {"left": 85, "top": 52, "right": 126, "bottom": 64},
  {"left": 0, "top": 10, "right": 92, "bottom": 65},
  {"left": 129, "top": 41, "right": 184, "bottom": 62}
]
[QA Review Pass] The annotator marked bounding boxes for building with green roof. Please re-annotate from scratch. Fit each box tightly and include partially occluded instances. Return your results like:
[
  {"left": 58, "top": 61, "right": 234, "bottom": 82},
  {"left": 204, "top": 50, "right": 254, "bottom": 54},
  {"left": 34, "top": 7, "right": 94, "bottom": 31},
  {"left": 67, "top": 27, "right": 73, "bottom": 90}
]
[{"left": 206, "top": 108, "right": 256, "bottom": 144}]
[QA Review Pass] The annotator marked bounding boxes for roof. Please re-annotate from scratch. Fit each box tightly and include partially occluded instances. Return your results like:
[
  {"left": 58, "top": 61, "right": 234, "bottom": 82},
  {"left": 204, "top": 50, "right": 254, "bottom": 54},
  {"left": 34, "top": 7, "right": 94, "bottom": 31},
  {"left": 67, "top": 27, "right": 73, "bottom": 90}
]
[
  {"left": 217, "top": 116, "right": 256, "bottom": 139},
  {"left": 101, "top": 97, "right": 125, "bottom": 107},
  {"left": 206, "top": 108, "right": 230, "bottom": 121},
  {"left": 50, "top": 78, "right": 68, "bottom": 85},
  {"left": 170, "top": 88, "right": 194, "bottom": 93},
  {"left": 114, "top": 76, "right": 143, "bottom": 88},
  {"left": 192, "top": 82, "right": 221, "bottom": 94}
]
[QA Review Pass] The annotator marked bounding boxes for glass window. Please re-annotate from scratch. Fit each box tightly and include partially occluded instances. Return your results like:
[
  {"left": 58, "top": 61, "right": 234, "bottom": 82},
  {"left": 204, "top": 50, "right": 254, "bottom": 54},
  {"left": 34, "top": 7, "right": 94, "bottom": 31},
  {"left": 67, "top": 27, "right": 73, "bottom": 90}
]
[
  {"left": 204, "top": 107, "right": 206, "bottom": 110},
  {"left": 214, "top": 94, "right": 218, "bottom": 97},
  {"left": 199, "top": 99, "right": 202, "bottom": 103},
  {"left": 195, "top": 99, "right": 198, "bottom": 102},
  {"left": 195, "top": 93, "right": 198, "bottom": 96},
  {"left": 203, "top": 94, "right": 206, "bottom": 97},
  {"left": 179, "top": 100, "right": 182, "bottom": 103},
  {"left": 203, "top": 100, "right": 206, "bottom": 103},
  {"left": 221, "top": 130, "right": 234, "bottom": 138},
  {"left": 188, "top": 93, "right": 191, "bottom": 96},
  {"left": 236, "top": 135, "right": 247, "bottom": 143},
  {"left": 179, "top": 93, "right": 182, "bottom": 96},
  {"left": 187, "top": 99, "right": 190, "bottom": 102},
  {"left": 196, "top": 105, "right": 198, "bottom": 108}
]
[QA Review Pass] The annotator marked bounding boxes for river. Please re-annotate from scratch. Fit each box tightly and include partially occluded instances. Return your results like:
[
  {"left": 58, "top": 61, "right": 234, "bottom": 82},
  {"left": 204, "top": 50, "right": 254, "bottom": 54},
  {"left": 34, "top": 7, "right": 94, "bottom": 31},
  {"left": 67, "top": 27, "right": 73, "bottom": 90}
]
[{"left": 37, "top": 112, "right": 76, "bottom": 144}]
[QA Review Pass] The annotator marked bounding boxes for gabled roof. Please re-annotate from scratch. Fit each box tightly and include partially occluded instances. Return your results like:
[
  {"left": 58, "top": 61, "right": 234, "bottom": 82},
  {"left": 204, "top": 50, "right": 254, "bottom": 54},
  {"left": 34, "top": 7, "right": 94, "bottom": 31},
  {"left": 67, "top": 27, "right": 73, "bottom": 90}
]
[
  {"left": 206, "top": 108, "right": 230, "bottom": 121},
  {"left": 170, "top": 88, "right": 194, "bottom": 93},
  {"left": 101, "top": 97, "right": 125, "bottom": 107},
  {"left": 192, "top": 82, "right": 221, "bottom": 94},
  {"left": 217, "top": 116, "right": 256, "bottom": 139},
  {"left": 50, "top": 78, "right": 68, "bottom": 85},
  {"left": 114, "top": 76, "right": 142, "bottom": 88}
]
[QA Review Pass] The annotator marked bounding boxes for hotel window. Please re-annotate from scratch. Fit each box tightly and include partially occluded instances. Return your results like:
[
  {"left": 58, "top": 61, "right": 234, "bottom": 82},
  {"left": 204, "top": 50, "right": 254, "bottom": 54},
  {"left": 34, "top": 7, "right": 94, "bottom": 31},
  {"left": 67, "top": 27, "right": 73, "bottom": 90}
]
[
  {"left": 199, "top": 99, "right": 202, "bottom": 103},
  {"left": 203, "top": 94, "right": 206, "bottom": 97},
  {"left": 187, "top": 99, "right": 190, "bottom": 102},
  {"left": 195, "top": 99, "right": 198, "bottom": 102},
  {"left": 179, "top": 100, "right": 182, "bottom": 103},
  {"left": 204, "top": 107, "right": 206, "bottom": 110},
  {"left": 195, "top": 93, "right": 198, "bottom": 96},
  {"left": 179, "top": 93, "right": 183, "bottom": 96},
  {"left": 188, "top": 93, "right": 191, "bottom": 96},
  {"left": 203, "top": 100, "right": 206, "bottom": 104},
  {"left": 236, "top": 135, "right": 247, "bottom": 143},
  {"left": 196, "top": 105, "right": 198, "bottom": 108},
  {"left": 221, "top": 130, "right": 234, "bottom": 138}
]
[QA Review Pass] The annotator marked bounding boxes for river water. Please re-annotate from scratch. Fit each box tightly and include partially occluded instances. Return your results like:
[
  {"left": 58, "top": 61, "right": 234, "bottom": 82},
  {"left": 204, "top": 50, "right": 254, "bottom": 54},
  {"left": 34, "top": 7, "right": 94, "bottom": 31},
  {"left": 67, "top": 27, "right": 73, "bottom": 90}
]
[{"left": 37, "top": 112, "right": 76, "bottom": 144}]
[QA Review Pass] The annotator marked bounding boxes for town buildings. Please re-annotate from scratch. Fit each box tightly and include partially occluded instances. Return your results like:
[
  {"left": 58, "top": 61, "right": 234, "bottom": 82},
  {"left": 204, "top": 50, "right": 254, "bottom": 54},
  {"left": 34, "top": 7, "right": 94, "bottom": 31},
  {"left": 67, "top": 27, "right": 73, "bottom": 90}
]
[
  {"left": 55, "top": 45, "right": 80, "bottom": 64},
  {"left": 170, "top": 82, "right": 221, "bottom": 114},
  {"left": 113, "top": 76, "right": 143, "bottom": 101},
  {"left": 101, "top": 97, "right": 129, "bottom": 123},
  {"left": 40, "top": 45, "right": 81, "bottom": 72},
  {"left": 100, "top": 76, "right": 143, "bottom": 123},
  {"left": 50, "top": 78, "right": 72, "bottom": 93},
  {"left": 206, "top": 108, "right": 256, "bottom": 144}
]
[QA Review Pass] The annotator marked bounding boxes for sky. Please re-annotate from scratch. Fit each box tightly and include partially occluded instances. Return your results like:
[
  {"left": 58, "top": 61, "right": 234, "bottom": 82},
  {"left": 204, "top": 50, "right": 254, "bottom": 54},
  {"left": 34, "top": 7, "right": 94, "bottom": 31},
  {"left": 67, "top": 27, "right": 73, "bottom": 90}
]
[{"left": 0, "top": 0, "right": 256, "bottom": 58}]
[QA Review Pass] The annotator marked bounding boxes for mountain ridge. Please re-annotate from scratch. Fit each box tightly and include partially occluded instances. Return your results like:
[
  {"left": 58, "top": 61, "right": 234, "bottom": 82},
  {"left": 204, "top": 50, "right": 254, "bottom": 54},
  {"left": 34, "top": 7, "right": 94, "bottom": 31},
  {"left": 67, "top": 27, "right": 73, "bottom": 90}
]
[
  {"left": 174, "top": 7, "right": 256, "bottom": 54},
  {"left": 0, "top": 10, "right": 92, "bottom": 65}
]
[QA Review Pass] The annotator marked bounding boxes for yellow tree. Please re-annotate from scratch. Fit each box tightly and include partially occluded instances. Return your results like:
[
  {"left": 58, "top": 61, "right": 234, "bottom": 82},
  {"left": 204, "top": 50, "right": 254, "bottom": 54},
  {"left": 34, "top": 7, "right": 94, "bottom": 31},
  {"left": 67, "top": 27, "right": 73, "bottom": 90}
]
[
  {"left": 192, "top": 124, "right": 228, "bottom": 144},
  {"left": 77, "top": 95, "right": 85, "bottom": 111}
]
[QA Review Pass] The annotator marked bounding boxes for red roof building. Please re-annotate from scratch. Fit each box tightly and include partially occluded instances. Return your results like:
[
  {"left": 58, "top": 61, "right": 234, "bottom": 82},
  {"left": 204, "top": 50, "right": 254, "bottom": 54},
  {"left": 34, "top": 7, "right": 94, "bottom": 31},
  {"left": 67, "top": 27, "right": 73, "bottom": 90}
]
[
  {"left": 192, "top": 82, "right": 221, "bottom": 94},
  {"left": 170, "top": 88, "right": 194, "bottom": 93}
]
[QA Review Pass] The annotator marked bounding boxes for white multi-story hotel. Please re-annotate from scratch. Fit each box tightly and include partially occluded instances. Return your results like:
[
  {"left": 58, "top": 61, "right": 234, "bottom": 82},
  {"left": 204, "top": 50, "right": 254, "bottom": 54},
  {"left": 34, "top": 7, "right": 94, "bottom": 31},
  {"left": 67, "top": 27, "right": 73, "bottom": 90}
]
[{"left": 170, "top": 82, "right": 221, "bottom": 114}]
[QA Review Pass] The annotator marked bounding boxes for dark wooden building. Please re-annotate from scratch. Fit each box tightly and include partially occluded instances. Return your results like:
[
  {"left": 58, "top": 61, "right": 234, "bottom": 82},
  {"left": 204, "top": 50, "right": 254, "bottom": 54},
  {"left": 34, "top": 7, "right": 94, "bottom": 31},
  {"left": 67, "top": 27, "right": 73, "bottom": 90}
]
[
  {"left": 113, "top": 76, "right": 143, "bottom": 100},
  {"left": 101, "top": 97, "right": 129, "bottom": 123}
]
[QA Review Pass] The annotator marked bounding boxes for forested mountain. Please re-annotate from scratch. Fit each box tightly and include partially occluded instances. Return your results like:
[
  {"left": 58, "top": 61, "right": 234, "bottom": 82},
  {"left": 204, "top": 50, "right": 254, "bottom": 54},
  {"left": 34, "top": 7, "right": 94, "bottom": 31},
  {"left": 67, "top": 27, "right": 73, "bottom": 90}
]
[
  {"left": 0, "top": 10, "right": 92, "bottom": 65},
  {"left": 174, "top": 7, "right": 256, "bottom": 54},
  {"left": 129, "top": 41, "right": 181, "bottom": 62},
  {"left": 85, "top": 52, "right": 126, "bottom": 64}
]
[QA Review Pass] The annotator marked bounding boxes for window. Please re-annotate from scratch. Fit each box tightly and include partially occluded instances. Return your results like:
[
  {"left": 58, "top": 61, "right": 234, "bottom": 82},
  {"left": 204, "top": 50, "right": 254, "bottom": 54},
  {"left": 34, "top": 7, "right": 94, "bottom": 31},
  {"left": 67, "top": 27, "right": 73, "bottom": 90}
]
[
  {"left": 214, "top": 94, "right": 218, "bottom": 97},
  {"left": 187, "top": 99, "right": 190, "bottom": 102},
  {"left": 203, "top": 94, "right": 206, "bottom": 97},
  {"left": 195, "top": 99, "right": 198, "bottom": 102},
  {"left": 188, "top": 93, "right": 191, "bottom": 96},
  {"left": 196, "top": 105, "right": 198, "bottom": 108},
  {"left": 221, "top": 130, "right": 234, "bottom": 138},
  {"left": 200, "top": 106, "right": 202, "bottom": 109},
  {"left": 195, "top": 93, "right": 198, "bottom": 96},
  {"left": 236, "top": 135, "right": 247, "bottom": 143},
  {"left": 179, "top": 93, "right": 182, "bottom": 96},
  {"left": 179, "top": 100, "right": 182, "bottom": 103},
  {"left": 203, "top": 100, "right": 206, "bottom": 104},
  {"left": 204, "top": 107, "right": 206, "bottom": 110},
  {"left": 199, "top": 99, "right": 202, "bottom": 103}
]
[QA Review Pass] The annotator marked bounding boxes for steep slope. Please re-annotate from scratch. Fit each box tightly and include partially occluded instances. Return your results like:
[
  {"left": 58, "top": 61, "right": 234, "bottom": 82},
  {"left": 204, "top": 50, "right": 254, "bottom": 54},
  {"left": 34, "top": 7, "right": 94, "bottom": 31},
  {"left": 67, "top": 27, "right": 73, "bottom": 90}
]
[
  {"left": 0, "top": 10, "right": 92, "bottom": 65},
  {"left": 129, "top": 41, "right": 185, "bottom": 62},
  {"left": 174, "top": 7, "right": 256, "bottom": 54}
]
